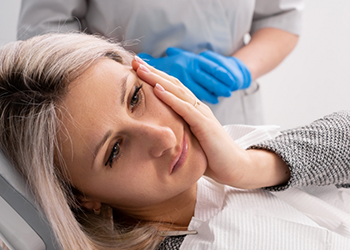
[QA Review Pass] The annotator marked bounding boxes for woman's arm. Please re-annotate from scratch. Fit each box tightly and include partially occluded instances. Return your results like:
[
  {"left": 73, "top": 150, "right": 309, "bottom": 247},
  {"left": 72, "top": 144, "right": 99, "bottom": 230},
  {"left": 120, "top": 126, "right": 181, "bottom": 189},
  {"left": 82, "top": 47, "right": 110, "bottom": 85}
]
[
  {"left": 240, "top": 147, "right": 291, "bottom": 189},
  {"left": 234, "top": 28, "right": 299, "bottom": 81},
  {"left": 133, "top": 58, "right": 350, "bottom": 191},
  {"left": 217, "top": 111, "right": 350, "bottom": 190},
  {"left": 250, "top": 111, "right": 350, "bottom": 191}
]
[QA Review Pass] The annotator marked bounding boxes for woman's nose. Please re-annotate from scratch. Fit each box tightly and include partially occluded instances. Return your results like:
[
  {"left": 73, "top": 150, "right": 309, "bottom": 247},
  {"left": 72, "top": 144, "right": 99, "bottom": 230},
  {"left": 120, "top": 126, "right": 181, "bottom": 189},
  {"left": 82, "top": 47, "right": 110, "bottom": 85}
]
[{"left": 137, "top": 123, "right": 177, "bottom": 158}]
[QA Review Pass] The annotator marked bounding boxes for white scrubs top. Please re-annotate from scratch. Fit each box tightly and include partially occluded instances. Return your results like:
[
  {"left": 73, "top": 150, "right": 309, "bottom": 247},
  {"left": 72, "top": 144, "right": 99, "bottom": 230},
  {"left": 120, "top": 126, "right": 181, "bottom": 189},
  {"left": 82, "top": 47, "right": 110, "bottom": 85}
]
[{"left": 18, "top": 0, "right": 304, "bottom": 125}]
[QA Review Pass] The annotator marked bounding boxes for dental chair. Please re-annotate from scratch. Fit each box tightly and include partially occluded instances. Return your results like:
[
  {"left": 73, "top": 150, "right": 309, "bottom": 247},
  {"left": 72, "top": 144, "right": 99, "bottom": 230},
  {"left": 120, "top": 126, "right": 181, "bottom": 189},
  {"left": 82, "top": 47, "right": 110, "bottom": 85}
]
[{"left": 0, "top": 151, "right": 59, "bottom": 250}]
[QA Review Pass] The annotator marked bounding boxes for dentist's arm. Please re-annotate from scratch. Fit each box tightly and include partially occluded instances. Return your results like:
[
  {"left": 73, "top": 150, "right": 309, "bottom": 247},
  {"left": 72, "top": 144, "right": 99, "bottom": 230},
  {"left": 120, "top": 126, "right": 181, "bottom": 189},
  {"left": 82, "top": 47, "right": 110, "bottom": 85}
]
[
  {"left": 199, "top": 28, "right": 298, "bottom": 87},
  {"left": 233, "top": 28, "right": 299, "bottom": 81}
]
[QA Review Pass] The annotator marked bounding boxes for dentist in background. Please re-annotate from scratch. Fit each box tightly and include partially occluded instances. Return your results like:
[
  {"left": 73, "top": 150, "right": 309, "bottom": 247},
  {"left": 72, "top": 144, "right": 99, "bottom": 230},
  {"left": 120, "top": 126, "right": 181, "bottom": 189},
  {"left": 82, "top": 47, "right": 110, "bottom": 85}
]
[{"left": 17, "top": 0, "right": 304, "bottom": 125}]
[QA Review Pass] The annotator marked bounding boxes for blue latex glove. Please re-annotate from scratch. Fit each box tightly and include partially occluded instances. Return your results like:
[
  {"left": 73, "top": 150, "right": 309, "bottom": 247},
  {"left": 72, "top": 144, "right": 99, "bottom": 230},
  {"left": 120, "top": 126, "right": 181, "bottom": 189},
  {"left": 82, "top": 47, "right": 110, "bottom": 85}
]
[
  {"left": 199, "top": 50, "right": 252, "bottom": 91},
  {"left": 139, "top": 47, "right": 235, "bottom": 104}
]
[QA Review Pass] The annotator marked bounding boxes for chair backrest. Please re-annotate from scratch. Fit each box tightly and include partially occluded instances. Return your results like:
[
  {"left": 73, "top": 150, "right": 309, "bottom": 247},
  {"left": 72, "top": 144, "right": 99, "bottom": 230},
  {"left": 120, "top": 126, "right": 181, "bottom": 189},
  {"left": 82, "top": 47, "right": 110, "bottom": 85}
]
[{"left": 0, "top": 151, "right": 59, "bottom": 250}]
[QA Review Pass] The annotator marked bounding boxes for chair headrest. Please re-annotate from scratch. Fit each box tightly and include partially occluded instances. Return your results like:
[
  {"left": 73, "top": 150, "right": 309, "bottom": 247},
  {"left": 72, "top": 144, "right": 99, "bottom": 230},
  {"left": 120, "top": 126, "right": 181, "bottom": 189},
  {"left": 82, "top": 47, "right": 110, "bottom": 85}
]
[{"left": 0, "top": 151, "right": 59, "bottom": 250}]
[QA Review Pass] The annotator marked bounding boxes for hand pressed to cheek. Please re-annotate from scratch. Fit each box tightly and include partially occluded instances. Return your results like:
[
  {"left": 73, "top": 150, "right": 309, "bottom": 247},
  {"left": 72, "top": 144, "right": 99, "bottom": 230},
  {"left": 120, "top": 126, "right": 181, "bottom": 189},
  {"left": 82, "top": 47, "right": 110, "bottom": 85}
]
[
  {"left": 132, "top": 57, "right": 291, "bottom": 190},
  {"left": 133, "top": 57, "right": 248, "bottom": 185}
]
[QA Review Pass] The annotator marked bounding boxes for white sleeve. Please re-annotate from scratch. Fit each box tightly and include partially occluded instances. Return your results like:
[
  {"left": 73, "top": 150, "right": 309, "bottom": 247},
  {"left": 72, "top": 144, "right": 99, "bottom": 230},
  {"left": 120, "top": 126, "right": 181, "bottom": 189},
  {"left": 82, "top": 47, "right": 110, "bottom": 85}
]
[
  {"left": 17, "top": 0, "right": 87, "bottom": 40},
  {"left": 251, "top": 0, "right": 305, "bottom": 35}
]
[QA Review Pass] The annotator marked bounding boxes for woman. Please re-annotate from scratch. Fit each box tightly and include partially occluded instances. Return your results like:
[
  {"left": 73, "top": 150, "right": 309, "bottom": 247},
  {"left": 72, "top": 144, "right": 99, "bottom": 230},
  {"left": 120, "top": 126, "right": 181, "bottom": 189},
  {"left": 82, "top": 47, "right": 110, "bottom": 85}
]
[{"left": 0, "top": 33, "right": 349, "bottom": 250}]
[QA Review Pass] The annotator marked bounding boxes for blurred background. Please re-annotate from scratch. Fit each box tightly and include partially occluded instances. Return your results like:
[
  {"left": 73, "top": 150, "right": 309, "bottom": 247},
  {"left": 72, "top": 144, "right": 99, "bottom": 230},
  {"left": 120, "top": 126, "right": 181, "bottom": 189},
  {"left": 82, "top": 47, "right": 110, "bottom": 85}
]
[{"left": 1, "top": 0, "right": 350, "bottom": 130}]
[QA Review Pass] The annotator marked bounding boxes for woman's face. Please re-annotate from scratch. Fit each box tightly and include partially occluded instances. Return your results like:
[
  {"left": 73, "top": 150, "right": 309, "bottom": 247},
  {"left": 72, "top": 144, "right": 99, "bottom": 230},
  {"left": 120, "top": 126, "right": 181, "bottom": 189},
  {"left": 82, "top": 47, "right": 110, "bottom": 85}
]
[{"left": 59, "top": 58, "right": 207, "bottom": 217}]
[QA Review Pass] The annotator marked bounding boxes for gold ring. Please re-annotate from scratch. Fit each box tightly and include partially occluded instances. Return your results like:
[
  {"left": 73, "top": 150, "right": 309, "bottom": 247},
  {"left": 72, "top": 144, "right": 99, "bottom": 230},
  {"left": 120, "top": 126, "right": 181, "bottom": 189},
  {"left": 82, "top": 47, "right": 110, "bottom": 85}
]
[{"left": 193, "top": 99, "right": 200, "bottom": 108}]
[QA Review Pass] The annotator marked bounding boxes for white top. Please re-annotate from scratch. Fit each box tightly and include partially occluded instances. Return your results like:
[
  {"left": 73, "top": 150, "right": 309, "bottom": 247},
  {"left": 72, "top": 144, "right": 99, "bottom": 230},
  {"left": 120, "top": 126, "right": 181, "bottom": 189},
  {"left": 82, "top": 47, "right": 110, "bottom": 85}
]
[
  {"left": 180, "top": 124, "right": 350, "bottom": 249},
  {"left": 17, "top": 0, "right": 304, "bottom": 125},
  {"left": 180, "top": 125, "right": 350, "bottom": 250},
  {"left": 181, "top": 177, "right": 350, "bottom": 250}
]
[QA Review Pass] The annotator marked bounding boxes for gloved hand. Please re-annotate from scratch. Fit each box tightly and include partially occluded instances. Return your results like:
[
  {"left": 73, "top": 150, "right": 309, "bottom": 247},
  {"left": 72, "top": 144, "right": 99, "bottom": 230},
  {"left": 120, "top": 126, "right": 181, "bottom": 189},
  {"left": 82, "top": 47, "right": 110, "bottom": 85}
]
[
  {"left": 199, "top": 50, "right": 252, "bottom": 91},
  {"left": 139, "top": 47, "right": 235, "bottom": 104}
]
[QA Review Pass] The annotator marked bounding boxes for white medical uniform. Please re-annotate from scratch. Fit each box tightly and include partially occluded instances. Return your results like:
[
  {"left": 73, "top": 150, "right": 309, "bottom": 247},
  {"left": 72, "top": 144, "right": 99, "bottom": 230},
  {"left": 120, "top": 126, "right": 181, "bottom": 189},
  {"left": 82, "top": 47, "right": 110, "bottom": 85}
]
[{"left": 18, "top": 0, "right": 304, "bottom": 125}]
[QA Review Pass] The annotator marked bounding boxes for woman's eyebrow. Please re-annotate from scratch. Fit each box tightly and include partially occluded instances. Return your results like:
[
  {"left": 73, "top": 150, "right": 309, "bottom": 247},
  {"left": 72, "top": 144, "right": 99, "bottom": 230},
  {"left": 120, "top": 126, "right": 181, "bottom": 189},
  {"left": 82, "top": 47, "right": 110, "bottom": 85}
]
[{"left": 120, "top": 74, "right": 130, "bottom": 106}]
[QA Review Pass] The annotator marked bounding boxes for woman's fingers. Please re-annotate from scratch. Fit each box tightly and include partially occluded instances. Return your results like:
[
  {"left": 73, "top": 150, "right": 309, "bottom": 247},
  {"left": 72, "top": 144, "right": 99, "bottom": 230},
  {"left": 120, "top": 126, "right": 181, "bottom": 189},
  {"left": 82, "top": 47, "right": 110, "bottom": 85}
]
[
  {"left": 152, "top": 83, "right": 212, "bottom": 132},
  {"left": 133, "top": 56, "right": 181, "bottom": 86},
  {"left": 133, "top": 56, "right": 218, "bottom": 123},
  {"left": 133, "top": 56, "right": 196, "bottom": 104}
]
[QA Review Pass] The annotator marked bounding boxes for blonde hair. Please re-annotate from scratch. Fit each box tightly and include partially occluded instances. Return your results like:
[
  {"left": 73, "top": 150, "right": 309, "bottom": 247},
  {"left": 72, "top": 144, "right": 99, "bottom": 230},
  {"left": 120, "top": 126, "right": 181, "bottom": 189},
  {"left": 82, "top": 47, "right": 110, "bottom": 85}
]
[{"left": 0, "top": 33, "right": 163, "bottom": 250}]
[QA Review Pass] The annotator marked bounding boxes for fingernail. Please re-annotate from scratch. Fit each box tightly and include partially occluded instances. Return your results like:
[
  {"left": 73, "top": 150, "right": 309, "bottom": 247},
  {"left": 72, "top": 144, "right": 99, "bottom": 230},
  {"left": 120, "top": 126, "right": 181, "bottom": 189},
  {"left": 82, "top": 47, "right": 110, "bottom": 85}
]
[
  {"left": 155, "top": 83, "right": 165, "bottom": 91},
  {"left": 135, "top": 55, "right": 147, "bottom": 65},
  {"left": 139, "top": 64, "right": 150, "bottom": 73}
]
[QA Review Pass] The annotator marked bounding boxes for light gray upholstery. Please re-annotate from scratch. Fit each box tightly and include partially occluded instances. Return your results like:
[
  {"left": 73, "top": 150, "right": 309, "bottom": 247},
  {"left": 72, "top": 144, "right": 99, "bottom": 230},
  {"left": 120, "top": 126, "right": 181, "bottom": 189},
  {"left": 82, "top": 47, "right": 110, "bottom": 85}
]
[{"left": 0, "top": 151, "right": 59, "bottom": 249}]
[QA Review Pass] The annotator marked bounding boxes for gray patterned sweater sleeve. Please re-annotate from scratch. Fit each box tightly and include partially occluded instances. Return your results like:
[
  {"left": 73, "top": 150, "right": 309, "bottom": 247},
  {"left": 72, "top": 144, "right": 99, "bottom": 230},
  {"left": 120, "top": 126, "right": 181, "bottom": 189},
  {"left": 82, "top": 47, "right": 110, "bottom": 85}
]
[
  {"left": 249, "top": 111, "right": 350, "bottom": 191},
  {"left": 157, "top": 236, "right": 185, "bottom": 250}
]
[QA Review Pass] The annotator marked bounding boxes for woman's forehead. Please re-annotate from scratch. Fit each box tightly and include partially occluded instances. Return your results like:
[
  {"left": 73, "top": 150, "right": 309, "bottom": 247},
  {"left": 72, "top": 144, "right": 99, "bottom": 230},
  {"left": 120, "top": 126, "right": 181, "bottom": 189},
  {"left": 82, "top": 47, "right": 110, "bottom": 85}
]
[
  {"left": 58, "top": 60, "right": 130, "bottom": 161},
  {"left": 68, "top": 59, "right": 129, "bottom": 91}
]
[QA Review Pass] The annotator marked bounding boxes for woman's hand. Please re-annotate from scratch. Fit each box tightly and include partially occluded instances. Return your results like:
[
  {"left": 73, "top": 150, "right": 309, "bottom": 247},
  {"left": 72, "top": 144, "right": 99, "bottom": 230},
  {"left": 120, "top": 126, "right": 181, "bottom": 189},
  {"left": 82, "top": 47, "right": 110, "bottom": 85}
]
[{"left": 132, "top": 56, "right": 290, "bottom": 189}]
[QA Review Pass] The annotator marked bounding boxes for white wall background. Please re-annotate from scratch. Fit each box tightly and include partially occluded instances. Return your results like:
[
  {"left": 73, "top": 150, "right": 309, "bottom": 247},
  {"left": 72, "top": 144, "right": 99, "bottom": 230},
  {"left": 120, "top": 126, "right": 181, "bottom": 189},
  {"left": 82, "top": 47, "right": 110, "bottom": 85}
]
[
  {"left": 1, "top": 0, "right": 350, "bottom": 130},
  {"left": 259, "top": 0, "right": 350, "bottom": 129},
  {"left": 0, "top": 0, "right": 21, "bottom": 45}
]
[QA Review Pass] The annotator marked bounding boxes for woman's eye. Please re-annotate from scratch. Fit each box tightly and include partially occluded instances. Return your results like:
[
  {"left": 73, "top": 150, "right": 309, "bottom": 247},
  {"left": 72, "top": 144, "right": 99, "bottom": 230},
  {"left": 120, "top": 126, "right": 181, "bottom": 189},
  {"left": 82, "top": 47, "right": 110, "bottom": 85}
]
[
  {"left": 105, "top": 140, "right": 121, "bottom": 168},
  {"left": 130, "top": 84, "right": 143, "bottom": 112}
]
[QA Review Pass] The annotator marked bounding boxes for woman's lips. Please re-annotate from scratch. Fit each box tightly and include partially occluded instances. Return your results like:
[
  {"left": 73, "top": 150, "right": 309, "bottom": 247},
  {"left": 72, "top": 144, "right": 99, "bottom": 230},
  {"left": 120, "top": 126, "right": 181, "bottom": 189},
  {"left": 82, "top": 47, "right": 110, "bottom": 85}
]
[{"left": 170, "top": 133, "right": 188, "bottom": 175}]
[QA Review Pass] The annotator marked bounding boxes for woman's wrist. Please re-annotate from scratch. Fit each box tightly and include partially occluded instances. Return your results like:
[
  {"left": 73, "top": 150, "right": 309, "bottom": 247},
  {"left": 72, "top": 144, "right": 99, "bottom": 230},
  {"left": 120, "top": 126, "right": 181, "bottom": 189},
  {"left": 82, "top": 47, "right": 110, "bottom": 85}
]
[{"left": 240, "top": 149, "right": 290, "bottom": 189}]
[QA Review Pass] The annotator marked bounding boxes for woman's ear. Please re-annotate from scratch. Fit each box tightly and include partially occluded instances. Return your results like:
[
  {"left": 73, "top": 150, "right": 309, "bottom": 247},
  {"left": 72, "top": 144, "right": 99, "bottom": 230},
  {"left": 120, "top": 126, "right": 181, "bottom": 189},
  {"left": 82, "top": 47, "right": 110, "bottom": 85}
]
[{"left": 77, "top": 195, "right": 102, "bottom": 215}]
